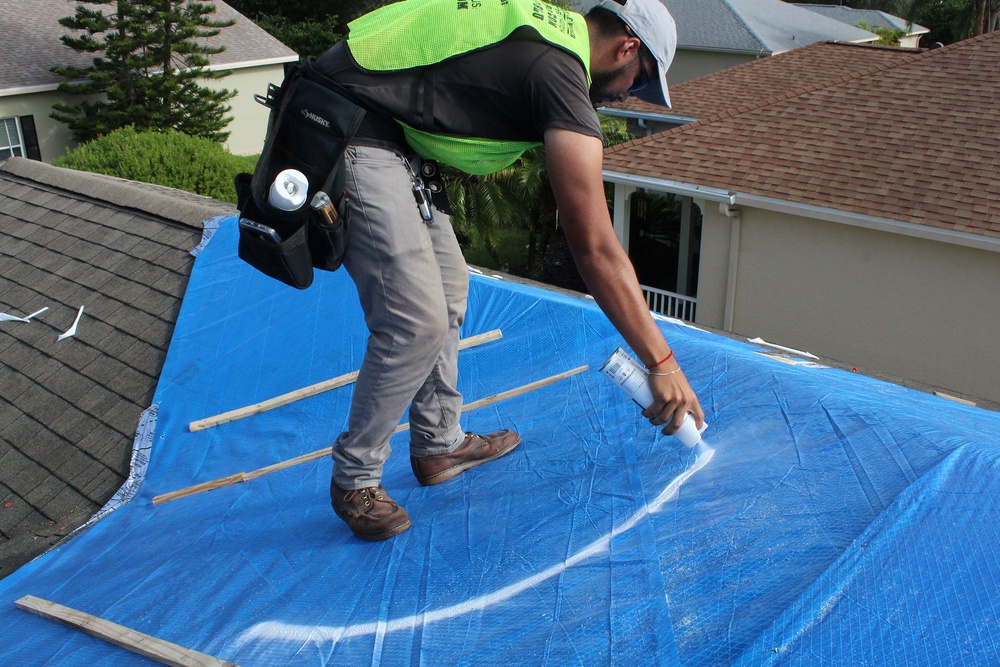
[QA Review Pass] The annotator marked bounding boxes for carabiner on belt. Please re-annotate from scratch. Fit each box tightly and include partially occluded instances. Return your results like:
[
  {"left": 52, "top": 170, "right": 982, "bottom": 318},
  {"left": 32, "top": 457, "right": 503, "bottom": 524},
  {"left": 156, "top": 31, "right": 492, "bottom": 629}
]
[{"left": 404, "top": 158, "right": 434, "bottom": 222}]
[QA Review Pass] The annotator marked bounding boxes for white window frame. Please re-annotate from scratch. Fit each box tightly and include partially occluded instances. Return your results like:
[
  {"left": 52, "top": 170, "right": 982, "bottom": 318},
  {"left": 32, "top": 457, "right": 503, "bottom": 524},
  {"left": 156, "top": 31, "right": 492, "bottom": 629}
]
[{"left": 0, "top": 116, "right": 26, "bottom": 160}]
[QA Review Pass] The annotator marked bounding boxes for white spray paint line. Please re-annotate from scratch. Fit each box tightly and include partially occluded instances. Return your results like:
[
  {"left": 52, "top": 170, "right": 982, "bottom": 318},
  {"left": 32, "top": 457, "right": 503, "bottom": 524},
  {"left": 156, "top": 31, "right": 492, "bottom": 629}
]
[{"left": 240, "top": 445, "right": 715, "bottom": 646}]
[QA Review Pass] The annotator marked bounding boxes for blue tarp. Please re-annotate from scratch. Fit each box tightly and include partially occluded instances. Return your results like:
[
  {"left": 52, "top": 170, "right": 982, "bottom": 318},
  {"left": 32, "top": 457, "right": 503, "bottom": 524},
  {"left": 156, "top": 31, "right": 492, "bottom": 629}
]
[{"left": 2, "top": 216, "right": 999, "bottom": 665}]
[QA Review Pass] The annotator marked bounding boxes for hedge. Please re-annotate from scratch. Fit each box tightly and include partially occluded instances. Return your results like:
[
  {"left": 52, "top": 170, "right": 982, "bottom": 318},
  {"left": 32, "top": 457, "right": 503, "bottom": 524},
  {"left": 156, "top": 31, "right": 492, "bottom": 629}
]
[{"left": 54, "top": 126, "right": 257, "bottom": 204}]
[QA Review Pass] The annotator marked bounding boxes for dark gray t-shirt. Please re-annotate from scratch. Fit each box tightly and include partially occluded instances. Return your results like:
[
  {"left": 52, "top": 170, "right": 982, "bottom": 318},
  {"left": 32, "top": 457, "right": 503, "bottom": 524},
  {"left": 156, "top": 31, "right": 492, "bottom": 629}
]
[{"left": 312, "top": 28, "right": 602, "bottom": 149}]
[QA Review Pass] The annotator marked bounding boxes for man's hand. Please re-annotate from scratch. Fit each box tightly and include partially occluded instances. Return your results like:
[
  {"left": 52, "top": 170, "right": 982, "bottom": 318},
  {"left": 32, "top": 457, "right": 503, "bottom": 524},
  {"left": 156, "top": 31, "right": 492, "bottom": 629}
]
[{"left": 643, "top": 366, "right": 704, "bottom": 435}]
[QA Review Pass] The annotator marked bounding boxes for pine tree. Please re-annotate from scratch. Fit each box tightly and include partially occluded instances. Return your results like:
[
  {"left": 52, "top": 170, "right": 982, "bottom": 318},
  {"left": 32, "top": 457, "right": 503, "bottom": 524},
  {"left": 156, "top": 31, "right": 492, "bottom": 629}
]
[{"left": 51, "top": 0, "right": 237, "bottom": 143}]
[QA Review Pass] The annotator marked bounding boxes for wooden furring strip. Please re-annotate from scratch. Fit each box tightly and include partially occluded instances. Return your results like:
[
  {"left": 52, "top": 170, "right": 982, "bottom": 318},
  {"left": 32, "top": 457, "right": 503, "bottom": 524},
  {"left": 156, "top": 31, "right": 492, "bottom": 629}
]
[
  {"left": 15, "top": 595, "right": 238, "bottom": 667},
  {"left": 188, "top": 329, "right": 502, "bottom": 432},
  {"left": 154, "top": 364, "right": 589, "bottom": 505}
]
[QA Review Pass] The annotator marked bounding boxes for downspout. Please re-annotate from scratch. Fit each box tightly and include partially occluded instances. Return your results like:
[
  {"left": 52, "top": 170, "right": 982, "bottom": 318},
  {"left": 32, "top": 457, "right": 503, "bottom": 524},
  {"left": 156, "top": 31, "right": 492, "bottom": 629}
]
[{"left": 720, "top": 203, "right": 741, "bottom": 332}]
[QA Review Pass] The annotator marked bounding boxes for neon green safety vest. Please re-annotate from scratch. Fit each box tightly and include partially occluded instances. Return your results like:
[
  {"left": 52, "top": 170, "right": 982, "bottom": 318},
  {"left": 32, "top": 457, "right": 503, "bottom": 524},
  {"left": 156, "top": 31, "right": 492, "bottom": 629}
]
[{"left": 347, "top": 0, "right": 591, "bottom": 175}]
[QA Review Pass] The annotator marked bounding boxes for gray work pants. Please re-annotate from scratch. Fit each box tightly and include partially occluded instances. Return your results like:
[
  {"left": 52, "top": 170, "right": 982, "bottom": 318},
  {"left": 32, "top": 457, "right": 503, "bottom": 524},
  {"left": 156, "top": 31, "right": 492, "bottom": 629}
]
[{"left": 331, "top": 144, "right": 468, "bottom": 490}]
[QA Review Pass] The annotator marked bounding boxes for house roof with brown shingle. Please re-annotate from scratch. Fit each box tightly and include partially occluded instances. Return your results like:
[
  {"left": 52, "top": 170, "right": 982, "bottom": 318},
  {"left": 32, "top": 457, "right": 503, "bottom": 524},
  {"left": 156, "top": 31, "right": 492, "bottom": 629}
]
[
  {"left": 603, "top": 31, "right": 1000, "bottom": 241},
  {"left": 608, "top": 41, "right": 924, "bottom": 122},
  {"left": 0, "top": 157, "right": 233, "bottom": 578},
  {"left": 0, "top": 0, "right": 297, "bottom": 93}
]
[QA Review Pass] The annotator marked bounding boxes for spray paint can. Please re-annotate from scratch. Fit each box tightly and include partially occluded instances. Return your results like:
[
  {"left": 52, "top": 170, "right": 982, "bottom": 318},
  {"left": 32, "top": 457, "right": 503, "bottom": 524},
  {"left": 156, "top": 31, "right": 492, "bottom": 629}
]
[
  {"left": 269, "top": 169, "right": 309, "bottom": 211},
  {"left": 599, "top": 347, "right": 706, "bottom": 447}
]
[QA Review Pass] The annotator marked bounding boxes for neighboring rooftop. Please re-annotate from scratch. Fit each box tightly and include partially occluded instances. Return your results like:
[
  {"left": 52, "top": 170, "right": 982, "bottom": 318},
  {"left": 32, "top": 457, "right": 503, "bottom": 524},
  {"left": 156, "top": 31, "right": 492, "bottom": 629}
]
[
  {"left": 661, "top": 0, "right": 877, "bottom": 54},
  {"left": 0, "top": 0, "right": 297, "bottom": 93},
  {"left": 796, "top": 3, "right": 930, "bottom": 36},
  {"left": 603, "top": 31, "right": 1000, "bottom": 239},
  {"left": 606, "top": 40, "right": 925, "bottom": 122},
  {"left": 0, "top": 157, "right": 232, "bottom": 578}
]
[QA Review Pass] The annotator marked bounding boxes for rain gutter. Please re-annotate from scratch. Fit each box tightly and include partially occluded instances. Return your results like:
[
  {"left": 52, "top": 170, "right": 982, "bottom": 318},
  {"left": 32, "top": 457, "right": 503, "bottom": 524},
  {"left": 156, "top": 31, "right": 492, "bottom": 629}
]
[
  {"left": 601, "top": 170, "right": 735, "bottom": 204},
  {"left": 601, "top": 170, "right": 1000, "bottom": 253},
  {"left": 597, "top": 107, "right": 699, "bottom": 125}
]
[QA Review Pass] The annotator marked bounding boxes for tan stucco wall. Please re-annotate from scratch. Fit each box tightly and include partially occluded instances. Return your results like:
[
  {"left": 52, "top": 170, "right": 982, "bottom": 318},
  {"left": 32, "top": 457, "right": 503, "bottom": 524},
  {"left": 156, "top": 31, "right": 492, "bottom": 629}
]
[
  {"left": 694, "top": 199, "right": 734, "bottom": 328},
  {"left": 204, "top": 63, "right": 288, "bottom": 156},
  {"left": 668, "top": 49, "right": 758, "bottom": 85},
  {"left": 0, "top": 62, "right": 288, "bottom": 162},
  {"left": 696, "top": 204, "right": 1000, "bottom": 403},
  {"left": 0, "top": 90, "right": 80, "bottom": 162}
]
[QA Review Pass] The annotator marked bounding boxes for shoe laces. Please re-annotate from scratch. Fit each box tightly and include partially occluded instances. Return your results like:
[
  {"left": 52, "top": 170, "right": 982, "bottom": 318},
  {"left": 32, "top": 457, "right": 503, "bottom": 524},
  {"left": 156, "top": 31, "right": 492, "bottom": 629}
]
[{"left": 347, "top": 486, "right": 387, "bottom": 508}]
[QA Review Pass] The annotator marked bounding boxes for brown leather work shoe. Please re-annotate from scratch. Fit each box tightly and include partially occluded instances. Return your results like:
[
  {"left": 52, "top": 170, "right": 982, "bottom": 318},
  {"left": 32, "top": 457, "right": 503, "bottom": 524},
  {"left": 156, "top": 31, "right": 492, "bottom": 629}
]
[
  {"left": 411, "top": 430, "right": 521, "bottom": 486},
  {"left": 330, "top": 482, "right": 411, "bottom": 541}
]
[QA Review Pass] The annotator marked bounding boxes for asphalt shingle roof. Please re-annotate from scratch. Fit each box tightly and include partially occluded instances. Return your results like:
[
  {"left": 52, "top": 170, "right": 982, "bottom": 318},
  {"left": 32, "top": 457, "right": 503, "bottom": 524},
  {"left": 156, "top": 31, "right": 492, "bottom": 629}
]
[
  {"left": 613, "top": 41, "right": 924, "bottom": 121},
  {"left": 795, "top": 4, "right": 929, "bottom": 35},
  {"left": 662, "top": 0, "right": 877, "bottom": 53},
  {"left": 604, "top": 31, "right": 1000, "bottom": 239},
  {"left": 0, "top": 157, "right": 233, "bottom": 578},
  {"left": 0, "top": 0, "right": 297, "bottom": 92}
]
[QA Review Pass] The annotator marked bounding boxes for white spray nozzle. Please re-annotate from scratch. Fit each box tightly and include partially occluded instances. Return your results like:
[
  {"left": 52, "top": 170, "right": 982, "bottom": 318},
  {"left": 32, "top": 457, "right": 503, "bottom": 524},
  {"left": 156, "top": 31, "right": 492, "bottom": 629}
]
[
  {"left": 269, "top": 169, "right": 309, "bottom": 211},
  {"left": 675, "top": 413, "right": 708, "bottom": 448}
]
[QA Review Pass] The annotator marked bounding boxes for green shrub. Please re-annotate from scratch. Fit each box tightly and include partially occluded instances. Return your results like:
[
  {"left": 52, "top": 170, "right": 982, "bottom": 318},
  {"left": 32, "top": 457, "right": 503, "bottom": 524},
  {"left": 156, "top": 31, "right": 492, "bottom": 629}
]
[{"left": 54, "top": 126, "right": 257, "bottom": 204}]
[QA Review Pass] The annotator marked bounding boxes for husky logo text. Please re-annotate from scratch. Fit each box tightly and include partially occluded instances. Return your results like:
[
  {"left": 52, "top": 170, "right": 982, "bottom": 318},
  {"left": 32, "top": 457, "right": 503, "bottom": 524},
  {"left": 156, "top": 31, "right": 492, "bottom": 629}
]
[{"left": 300, "top": 108, "right": 331, "bottom": 128}]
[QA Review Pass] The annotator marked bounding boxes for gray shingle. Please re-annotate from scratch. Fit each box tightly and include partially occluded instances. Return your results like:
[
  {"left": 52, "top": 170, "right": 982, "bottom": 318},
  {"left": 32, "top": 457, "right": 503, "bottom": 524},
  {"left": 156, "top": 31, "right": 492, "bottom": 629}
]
[
  {"left": 118, "top": 340, "right": 167, "bottom": 378},
  {"left": 20, "top": 389, "right": 72, "bottom": 427},
  {"left": 100, "top": 400, "right": 145, "bottom": 441},
  {"left": 22, "top": 476, "right": 71, "bottom": 510},
  {"left": 105, "top": 306, "right": 160, "bottom": 341},
  {"left": 77, "top": 426, "right": 130, "bottom": 468},
  {"left": 80, "top": 355, "right": 131, "bottom": 391},
  {"left": 79, "top": 467, "right": 126, "bottom": 502},
  {"left": 0, "top": 364, "right": 33, "bottom": 403},
  {"left": 2, "top": 339, "right": 39, "bottom": 375},
  {"left": 1, "top": 449, "right": 49, "bottom": 498},
  {"left": 47, "top": 406, "right": 92, "bottom": 445},
  {"left": 104, "top": 364, "right": 154, "bottom": 399},
  {"left": 18, "top": 433, "right": 77, "bottom": 478},
  {"left": 0, "top": 157, "right": 226, "bottom": 577},
  {"left": 76, "top": 385, "right": 122, "bottom": 421},
  {"left": 38, "top": 366, "right": 93, "bottom": 405}
]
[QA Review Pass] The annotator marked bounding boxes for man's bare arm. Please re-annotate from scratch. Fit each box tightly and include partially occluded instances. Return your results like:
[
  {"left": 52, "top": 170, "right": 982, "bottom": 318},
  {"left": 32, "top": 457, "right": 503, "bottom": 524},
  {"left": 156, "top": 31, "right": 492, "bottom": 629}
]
[{"left": 544, "top": 128, "right": 704, "bottom": 433}]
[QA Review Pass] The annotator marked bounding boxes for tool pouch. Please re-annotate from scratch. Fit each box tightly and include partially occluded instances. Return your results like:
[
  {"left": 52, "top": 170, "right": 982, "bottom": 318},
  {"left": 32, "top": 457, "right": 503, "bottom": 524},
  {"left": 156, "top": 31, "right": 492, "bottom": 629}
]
[{"left": 235, "top": 58, "right": 365, "bottom": 289}]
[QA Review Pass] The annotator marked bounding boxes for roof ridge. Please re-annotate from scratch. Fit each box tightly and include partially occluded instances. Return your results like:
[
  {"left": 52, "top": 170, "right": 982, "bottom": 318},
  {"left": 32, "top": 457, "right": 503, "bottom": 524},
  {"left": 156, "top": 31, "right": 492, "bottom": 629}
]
[
  {"left": 719, "top": 0, "right": 768, "bottom": 53},
  {"left": 0, "top": 158, "right": 232, "bottom": 229},
  {"left": 678, "top": 39, "right": 922, "bottom": 89}
]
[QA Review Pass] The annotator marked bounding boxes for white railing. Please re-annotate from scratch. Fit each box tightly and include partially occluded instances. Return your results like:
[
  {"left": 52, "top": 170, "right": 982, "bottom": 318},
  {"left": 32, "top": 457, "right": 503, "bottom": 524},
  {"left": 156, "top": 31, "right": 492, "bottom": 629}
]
[{"left": 641, "top": 284, "right": 697, "bottom": 322}]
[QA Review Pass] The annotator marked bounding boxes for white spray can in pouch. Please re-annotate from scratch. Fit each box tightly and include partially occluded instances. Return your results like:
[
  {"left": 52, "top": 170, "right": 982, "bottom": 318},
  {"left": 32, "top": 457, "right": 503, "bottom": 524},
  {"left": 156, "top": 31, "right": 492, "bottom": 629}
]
[
  {"left": 599, "top": 347, "right": 706, "bottom": 447},
  {"left": 269, "top": 169, "right": 309, "bottom": 211}
]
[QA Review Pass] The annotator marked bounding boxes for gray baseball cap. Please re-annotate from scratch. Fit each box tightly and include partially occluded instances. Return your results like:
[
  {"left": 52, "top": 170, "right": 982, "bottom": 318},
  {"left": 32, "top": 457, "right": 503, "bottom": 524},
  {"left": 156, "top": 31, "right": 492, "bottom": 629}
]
[{"left": 592, "top": 0, "right": 677, "bottom": 107}]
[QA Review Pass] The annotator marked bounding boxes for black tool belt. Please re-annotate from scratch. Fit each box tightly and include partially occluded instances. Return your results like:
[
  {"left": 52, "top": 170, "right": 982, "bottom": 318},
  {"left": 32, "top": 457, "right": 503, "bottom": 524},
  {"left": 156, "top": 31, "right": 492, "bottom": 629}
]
[{"left": 234, "top": 58, "right": 366, "bottom": 290}]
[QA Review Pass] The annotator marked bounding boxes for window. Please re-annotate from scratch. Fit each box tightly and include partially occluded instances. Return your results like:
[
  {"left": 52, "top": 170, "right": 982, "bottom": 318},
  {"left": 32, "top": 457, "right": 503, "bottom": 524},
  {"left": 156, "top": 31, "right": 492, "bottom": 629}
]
[
  {"left": 1, "top": 117, "right": 25, "bottom": 159},
  {"left": 0, "top": 116, "right": 40, "bottom": 161}
]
